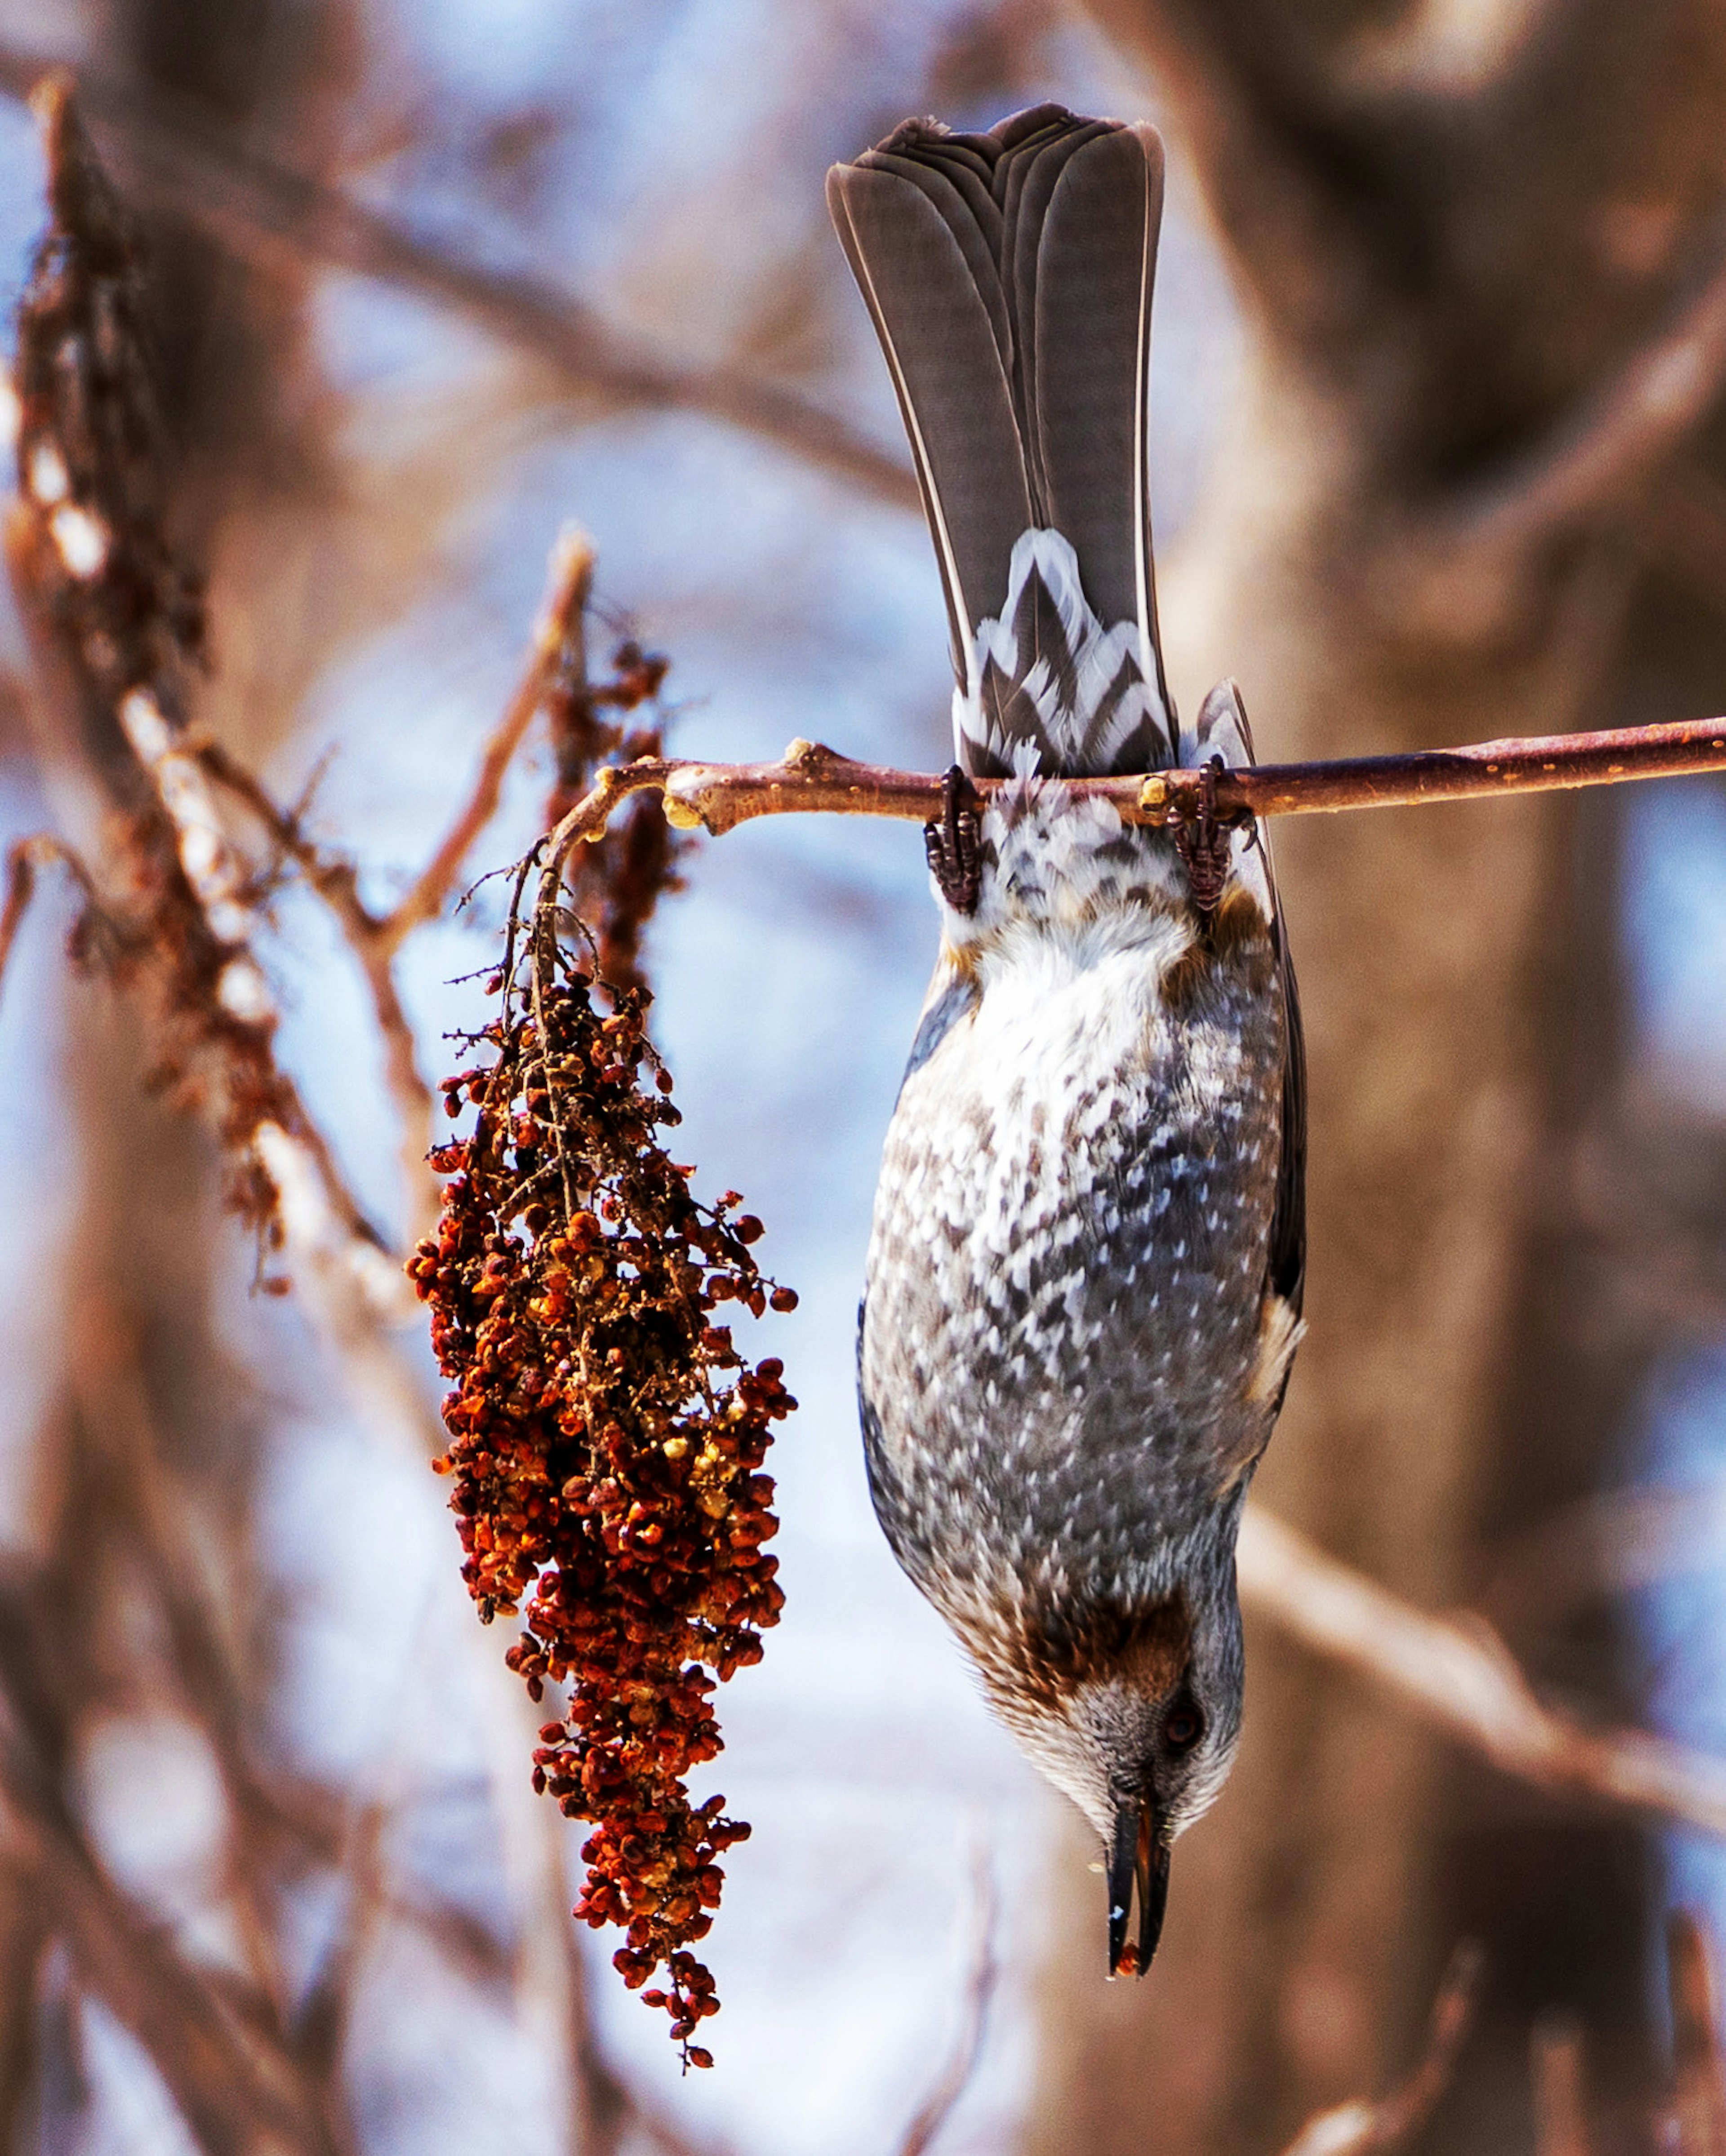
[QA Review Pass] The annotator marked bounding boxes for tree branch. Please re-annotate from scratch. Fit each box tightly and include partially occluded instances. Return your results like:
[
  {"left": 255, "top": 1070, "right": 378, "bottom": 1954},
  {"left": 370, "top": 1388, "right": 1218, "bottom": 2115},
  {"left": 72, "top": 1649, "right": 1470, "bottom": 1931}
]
[
  {"left": 1668, "top": 1911, "right": 1726, "bottom": 2156},
  {"left": 1277, "top": 1941, "right": 1483, "bottom": 2156},
  {"left": 1237, "top": 1507, "right": 1726, "bottom": 1840},
  {"left": 194, "top": 523, "right": 601, "bottom": 1238},
  {"left": 1443, "top": 220, "right": 1726, "bottom": 554},
  {"left": 895, "top": 1839, "right": 998, "bottom": 2156},
  {"left": 526, "top": 714, "right": 1726, "bottom": 860},
  {"left": 0, "top": 47, "right": 917, "bottom": 511},
  {"left": 0, "top": 834, "right": 94, "bottom": 996},
  {"left": 383, "top": 527, "right": 595, "bottom": 951}
]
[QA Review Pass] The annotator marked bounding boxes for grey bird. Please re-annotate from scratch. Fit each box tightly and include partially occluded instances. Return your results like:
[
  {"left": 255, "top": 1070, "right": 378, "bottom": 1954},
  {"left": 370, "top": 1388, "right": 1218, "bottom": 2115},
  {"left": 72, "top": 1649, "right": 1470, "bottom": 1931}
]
[{"left": 829, "top": 105, "right": 1306, "bottom": 1974}]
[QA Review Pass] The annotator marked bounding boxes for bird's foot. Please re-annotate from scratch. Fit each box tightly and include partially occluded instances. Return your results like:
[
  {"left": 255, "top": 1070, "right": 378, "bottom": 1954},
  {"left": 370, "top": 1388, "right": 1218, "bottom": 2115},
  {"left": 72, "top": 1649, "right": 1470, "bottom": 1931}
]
[
  {"left": 1173, "top": 755, "right": 1232, "bottom": 916},
  {"left": 925, "top": 764, "right": 983, "bottom": 914}
]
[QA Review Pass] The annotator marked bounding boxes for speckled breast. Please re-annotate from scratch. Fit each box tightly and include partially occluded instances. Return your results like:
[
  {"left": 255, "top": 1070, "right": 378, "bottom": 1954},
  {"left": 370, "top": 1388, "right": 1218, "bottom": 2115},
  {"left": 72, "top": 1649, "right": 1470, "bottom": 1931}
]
[{"left": 857, "top": 816, "right": 1288, "bottom": 1636}]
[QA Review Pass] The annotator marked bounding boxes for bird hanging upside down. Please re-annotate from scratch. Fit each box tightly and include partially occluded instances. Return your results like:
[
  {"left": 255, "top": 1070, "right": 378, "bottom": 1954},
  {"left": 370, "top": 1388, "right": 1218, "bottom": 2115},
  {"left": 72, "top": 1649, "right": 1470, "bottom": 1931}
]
[{"left": 828, "top": 105, "right": 1307, "bottom": 1976}]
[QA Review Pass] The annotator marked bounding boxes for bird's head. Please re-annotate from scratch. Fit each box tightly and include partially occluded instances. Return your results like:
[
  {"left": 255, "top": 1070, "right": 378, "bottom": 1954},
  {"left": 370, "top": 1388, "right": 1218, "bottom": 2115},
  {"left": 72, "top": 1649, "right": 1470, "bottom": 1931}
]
[{"left": 961, "top": 1566, "right": 1245, "bottom": 1976}]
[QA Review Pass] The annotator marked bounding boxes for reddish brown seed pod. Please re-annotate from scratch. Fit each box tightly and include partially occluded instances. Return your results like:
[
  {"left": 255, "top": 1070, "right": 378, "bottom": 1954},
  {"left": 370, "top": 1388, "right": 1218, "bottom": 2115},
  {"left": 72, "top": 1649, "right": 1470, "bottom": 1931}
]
[{"left": 412, "top": 938, "right": 796, "bottom": 2066}]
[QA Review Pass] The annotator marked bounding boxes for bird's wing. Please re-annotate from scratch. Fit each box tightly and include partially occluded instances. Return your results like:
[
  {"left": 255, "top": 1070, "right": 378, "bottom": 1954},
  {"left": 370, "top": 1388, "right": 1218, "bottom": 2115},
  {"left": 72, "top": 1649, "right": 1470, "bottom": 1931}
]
[
  {"left": 1269, "top": 917, "right": 1307, "bottom": 1315},
  {"left": 1193, "top": 680, "right": 1306, "bottom": 1315}
]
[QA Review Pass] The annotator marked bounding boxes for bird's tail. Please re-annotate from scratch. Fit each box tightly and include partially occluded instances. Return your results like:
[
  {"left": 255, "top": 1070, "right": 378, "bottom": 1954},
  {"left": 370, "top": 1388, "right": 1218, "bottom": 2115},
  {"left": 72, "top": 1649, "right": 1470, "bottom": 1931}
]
[{"left": 827, "top": 105, "right": 1175, "bottom": 780}]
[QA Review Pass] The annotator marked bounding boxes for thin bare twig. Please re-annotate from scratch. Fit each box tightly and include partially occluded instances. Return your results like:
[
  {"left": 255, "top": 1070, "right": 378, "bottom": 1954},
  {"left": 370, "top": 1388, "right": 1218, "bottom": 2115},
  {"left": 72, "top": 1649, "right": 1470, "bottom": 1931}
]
[
  {"left": 1238, "top": 1507, "right": 1726, "bottom": 1838},
  {"left": 196, "top": 526, "right": 601, "bottom": 1235},
  {"left": 1448, "top": 217, "right": 1726, "bottom": 553},
  {"left": 530, "top": 714, "right": 1726, "bottom": 864},
  {"left": 1277, "top": 1943, "right": 1483, "bottom": 2156},
  {"left": 895, "top": 1837, "right": 999, "bottom": 2156},
  {"left": 191, "top": 741, "right": 439, "bottom": 1229},
  {"left": 1531, "top": 2016, "right": 1591, "bottom": 2156},
  {"left": 0, "top": 834, "right": 93, "bottom": 997},
  {"left": 1669, "top": 1913, "right": 1726, "bottom": 2156},
  {"left": 385, "top": 528, "right": 595, "bottom": 949},
  {"left": 0, "top": 46, "right": 917, "bottom": 511}
]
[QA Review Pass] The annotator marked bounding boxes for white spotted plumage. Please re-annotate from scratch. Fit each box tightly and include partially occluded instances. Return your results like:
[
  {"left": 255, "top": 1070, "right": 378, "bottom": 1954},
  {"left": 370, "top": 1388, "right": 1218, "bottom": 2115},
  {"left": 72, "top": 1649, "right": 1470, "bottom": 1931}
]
[{"left": 858, "top": 788, "right": 1296, "bottom": 1834}]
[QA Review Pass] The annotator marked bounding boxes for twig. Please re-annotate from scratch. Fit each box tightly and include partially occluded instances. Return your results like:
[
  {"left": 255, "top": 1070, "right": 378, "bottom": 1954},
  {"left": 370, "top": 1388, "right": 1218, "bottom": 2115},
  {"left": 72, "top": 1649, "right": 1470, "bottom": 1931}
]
[
  {"left": 0, "top": 834, "right": 94, "bottom": 998},
  {"left": 195, "top": 527, "right": 601, "bottom": 1236},
  {"left": 1238, "top": 1507, "right": 1726, "bottom": 1838},
  {"left": 1483, "top": 1482, "right": 1726, "bottom": 1635},
  {"left": 1449, "top": 218, "right": 1726, "bottom": 552},
  {"left": 1531, "top": 2015, "right": 1590, "bottom": 2156},
  {"left": 1668, "top": 1913, "right": 1726, "bottom": 2156},
  {"left": 191, "top": 741, "right": 438, "bottom": 1229},
  {"left": 383, "top": 528, "right": 595, "bottom": 949},
  {"left": 0, "top": 843, "right": 38, "bottom": 996},
  {"left": 530, "top": 714, "right": 1726, "bottom": 861},
  {"left": 0, "top": 46, "right": 917, "bottom": 512},
  {"left": 1277, "top": 1942, "right": 1482, "bottom": 2156},
  {"left": 895, "top": 1836, "right": 999, "bottom": 2156}
]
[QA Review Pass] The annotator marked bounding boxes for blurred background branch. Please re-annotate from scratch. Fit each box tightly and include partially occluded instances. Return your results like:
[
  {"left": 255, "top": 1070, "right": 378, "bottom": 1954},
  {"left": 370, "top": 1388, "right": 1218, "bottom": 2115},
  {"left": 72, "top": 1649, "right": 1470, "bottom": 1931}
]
[
  {"left": 1, "top": 0, "right": 1726, "bottom": 2153},
  {"left": 0, "top": 41, "right": 919, "bottom": 511}
]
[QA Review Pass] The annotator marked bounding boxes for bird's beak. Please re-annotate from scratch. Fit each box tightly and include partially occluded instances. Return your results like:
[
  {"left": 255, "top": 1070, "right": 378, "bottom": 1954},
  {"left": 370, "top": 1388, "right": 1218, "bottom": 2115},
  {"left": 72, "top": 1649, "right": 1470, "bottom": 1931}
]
[{"left": 1106, "top": 1795, "right": 1169, "bottom": 1978}]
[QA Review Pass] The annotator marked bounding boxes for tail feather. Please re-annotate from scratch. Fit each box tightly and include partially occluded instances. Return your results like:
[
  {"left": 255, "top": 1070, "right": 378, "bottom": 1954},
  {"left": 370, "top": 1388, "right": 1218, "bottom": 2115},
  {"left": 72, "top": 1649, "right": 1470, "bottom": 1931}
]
[
  {"left": 828, "top": 105, "right": 1174, "bottom": 777},
  {"left": 827, "top": 156, "right": 1031, "bottom": 676}
]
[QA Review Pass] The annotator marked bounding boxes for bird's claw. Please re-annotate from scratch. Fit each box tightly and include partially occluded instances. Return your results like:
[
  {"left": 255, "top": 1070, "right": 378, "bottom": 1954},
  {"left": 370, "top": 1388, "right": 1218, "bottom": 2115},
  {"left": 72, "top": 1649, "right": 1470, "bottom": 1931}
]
[
  {"left": 1173, "top": 755, "right": 1233, "bottom": 917},
  {"left": 925, "top": 764, "right": 983, "bottom": 914}
]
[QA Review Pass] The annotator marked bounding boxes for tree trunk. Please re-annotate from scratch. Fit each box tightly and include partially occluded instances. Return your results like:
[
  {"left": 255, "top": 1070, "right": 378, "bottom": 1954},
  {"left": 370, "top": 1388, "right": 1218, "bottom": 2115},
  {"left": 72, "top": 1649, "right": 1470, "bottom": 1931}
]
[{"left": 1026, "top": 1, "right": 1726, "bottom": 2143}]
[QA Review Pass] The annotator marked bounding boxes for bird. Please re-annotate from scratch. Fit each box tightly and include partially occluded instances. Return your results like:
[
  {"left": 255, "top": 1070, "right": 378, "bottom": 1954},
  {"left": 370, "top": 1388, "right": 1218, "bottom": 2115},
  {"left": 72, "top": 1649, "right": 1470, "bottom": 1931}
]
[{"left": 828, "top": 103, "right": 1306, "bottom": 1976}]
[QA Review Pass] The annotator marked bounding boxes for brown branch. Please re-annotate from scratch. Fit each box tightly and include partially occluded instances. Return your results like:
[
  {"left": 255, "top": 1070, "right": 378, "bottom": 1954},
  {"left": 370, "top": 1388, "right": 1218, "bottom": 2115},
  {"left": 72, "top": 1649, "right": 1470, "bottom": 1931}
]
[
  {"left": 0, "top": 834, "right": 94, "bottom": 997},
  {"left": 1669, "top": 1913, "right": 1726, "bottom": 2156},
  {"left": 382, "top": 527, "right": 595, "bottom": 950},
  {"left": 192, "top": 741, "right": 438, "bottom": 1229},
  {"left": 1277, "top": 1942, "right": 1483, "bottom": 2156},
  {"left": 1449, "top": 222, "right": 1726, "bottom": 554},
  {"left": 896, "top": 1839, "right": 999, "bottom": 2156},
  {"left": 0, "top": 47, "right": 916, "bottom": 512},
  {"left": 1532, "top": 2016, "right": 1591, "bottom": 2156},
  {"left": 194, "top": 528, "right": 601, "bottom": 1237},
  {"left": 531, "top": 714, "right": 1726, "bottom": 861},
  {"left": 1238, "top": 1507, "right": 1726, "bottom": 1838}
]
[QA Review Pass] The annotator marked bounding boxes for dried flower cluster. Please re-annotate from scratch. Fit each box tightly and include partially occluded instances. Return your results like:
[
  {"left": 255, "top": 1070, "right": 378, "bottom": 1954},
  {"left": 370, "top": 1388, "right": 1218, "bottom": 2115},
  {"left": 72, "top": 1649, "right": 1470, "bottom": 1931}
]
[
  {"left": 409, "top": 914, "right": 796, "bottom": 2064},
  {"left": 4, "top": 81, "right": 378, "bottom": 1262},
  {"left": 12, "top": 81, "right": 206, "bottom": 693}
]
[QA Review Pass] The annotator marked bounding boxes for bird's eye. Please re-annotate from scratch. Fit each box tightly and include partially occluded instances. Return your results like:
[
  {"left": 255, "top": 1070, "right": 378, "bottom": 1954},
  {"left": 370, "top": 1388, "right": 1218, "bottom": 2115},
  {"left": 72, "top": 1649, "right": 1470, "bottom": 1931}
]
[{"left": 1164, "top": 1705, "right": 1202, "bottom": 1752}]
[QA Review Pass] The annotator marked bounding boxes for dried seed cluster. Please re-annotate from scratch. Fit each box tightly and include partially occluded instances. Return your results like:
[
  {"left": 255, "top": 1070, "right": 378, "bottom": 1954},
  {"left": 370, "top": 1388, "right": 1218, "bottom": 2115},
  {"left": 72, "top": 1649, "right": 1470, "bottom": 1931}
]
[
  {"left": 9, "top": 83, "right": 343, "bottom": 1259},
  {"left": 410, "top": 936, "right": 796, "bottom": 2064},
  {"left": 546, "top": 631, "right": 679, "bottom": 1002}
]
